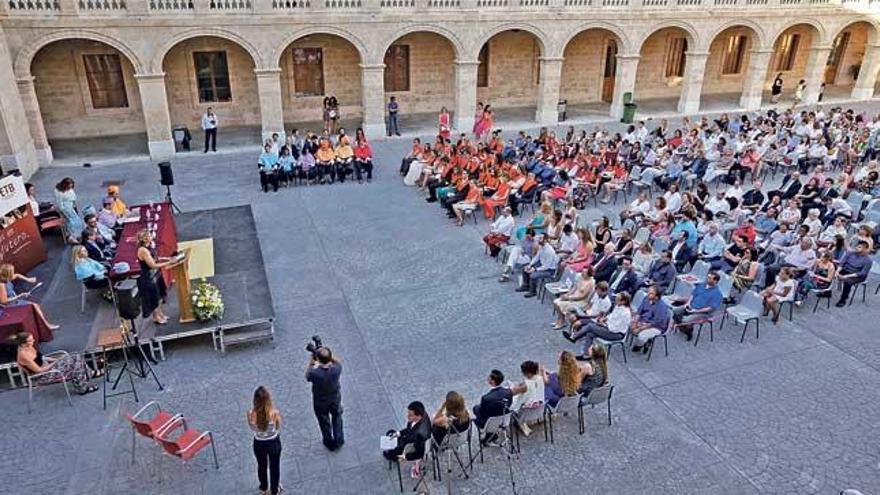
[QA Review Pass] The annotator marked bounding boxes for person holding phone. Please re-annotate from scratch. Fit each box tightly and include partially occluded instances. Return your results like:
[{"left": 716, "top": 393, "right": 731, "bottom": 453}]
[
  {"left": 0, "top": 263, "right": 58, "bottom": 330},
  {"left": 201, "top": 107, "right": 218, "bottom": 152}
]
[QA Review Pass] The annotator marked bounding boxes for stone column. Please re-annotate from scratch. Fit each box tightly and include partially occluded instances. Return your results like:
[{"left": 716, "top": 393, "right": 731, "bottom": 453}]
[
  {"left": 360, "top": 64, "right": 385, "bottom": 139},
  {"left": 677, "top": 51, "right": 709, "bottom": 115},
  {"left": 16, "top": 76, "right": 52, "bottom": 164},
  {"left": 454, "top": 60, "right": 479, "bottom": 133},
  {"left": 254, "top": 68, "right": 284, "bottom": 142},
  {"left": 852, "top": 44, "right": 880, "bottom": 100},
  {"left": 534, "top": 57, "right": 564, "bottom": 126},
  {"left": 0, "top": 27, "right": 38, "bottom": 177},
  {"left": 739, "top": 49, "right": 774, "bottom": 110},
  {"left": 802, "top": 45, "right": 832, "bottom": 105},
  {"left": 134, "top": 73, "right": 175, "bottom": 161},
  {"left": 610, "top": 54, "right": 639, "bottom": 120}
]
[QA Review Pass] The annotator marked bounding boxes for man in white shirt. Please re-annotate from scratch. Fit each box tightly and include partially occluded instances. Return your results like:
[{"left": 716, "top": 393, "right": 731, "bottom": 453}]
[
  {"left": 706, "top": 190, "right": 731, "bottom": 216},
  {"left": 202, "top": 107, "right": 218, "bottom": 153},
  {"left": 556, "top": 224, "right": 579, "bottom": 255},
  {"left": 517, "top": 235, "right": 559, "bottom": 298},
  {"left": 565, "top": 291, "right": 632, "bottom": 360},
  {"left": 483, "top": 207, "right": 516, "bottom": 257}
]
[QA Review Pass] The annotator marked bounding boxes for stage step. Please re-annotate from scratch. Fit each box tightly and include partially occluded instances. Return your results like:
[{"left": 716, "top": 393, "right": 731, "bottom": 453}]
[{"left": 215, "top": 320, "right": 275, "bottom": 353}]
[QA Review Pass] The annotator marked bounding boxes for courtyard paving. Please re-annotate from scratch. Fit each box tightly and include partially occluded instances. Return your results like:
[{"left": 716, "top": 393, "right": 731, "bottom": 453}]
[{"left": 4, "top": 103, "right": 880, "bottom": 495}]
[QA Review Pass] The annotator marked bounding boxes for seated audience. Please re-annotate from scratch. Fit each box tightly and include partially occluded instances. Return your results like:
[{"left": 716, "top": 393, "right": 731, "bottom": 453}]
[{"left": 0, "top": 263, "right": 58, "bottom": 330}]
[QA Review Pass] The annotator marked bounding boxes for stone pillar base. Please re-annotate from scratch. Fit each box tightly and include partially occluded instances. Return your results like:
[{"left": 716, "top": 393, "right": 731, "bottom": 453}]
[
  {"left": 851, "top": 87, "right": 875, "bottom": 101},
  {"left": 739, "top": 94, "right": 762, "bottom": 111},
  {"left": 610, "top": 103, "right": 623, "bottom": 120},
  {"left": 36, "top": 147, "right": 53, "bottom": 165},
  {"left": 362, "top": 123, "right": 386, "bottom": 140},
  {"left": 454, "top": 115, "right": 474, "bottom": 135},
  {"left": 148, "top": 140, "right": 176, "bottom": 161},
  {"left": 534, "top": 108, "right": 559, "bottom": 128},
  {"left": 678, "top": 100, "right": 700, "bottom": 115}
]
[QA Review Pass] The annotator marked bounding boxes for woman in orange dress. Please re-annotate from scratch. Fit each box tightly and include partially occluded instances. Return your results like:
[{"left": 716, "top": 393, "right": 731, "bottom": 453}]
[
  {"left": 482, "top": 177, "right": 510, "bottom": 219},
  {"left": 438, "top": 107, "right": 451, "bottom": 140},
  {"left": 475, "top": 105, "right": 493, "bottom": 141},
  {"left": 452, "top": 181, "right": 483, "bottom": 226}
]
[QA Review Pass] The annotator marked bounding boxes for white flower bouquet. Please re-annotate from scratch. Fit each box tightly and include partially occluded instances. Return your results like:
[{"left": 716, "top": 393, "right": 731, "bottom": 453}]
[{"left": 191, "top": 279, "right": 225, "bottom": 321}]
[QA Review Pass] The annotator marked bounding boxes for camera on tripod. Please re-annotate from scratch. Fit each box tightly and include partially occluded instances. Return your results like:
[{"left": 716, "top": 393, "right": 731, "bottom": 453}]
[{"left": 305, "top": 335, "right": 324, "bottom": 356}]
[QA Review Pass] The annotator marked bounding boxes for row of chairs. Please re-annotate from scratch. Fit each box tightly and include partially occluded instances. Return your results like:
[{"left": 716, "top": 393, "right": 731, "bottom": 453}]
[
  {"left": 389, "top": 385, "right": 614, "bottom": 493},
  {"left": 128, "top": 401, "right": 219, "bottom": 470}
]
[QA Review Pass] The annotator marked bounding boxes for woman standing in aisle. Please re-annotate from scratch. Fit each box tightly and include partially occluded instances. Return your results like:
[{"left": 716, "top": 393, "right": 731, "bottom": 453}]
[{"left": 248, "top": 386, "right": 283, "bottom": 495}]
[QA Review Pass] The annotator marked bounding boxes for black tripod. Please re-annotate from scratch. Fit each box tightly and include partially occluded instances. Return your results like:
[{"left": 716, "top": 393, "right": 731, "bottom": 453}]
[
  {"left": 164, "top": 184, "right": 182, "bottom": 215},
  {"left": 102, "top": 321, "right": 164, "bottom": 410}
]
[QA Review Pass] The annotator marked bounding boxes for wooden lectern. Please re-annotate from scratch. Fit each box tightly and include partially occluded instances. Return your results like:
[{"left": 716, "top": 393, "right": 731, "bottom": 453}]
[{"left": 166, "top": 248, "right": 194, "bottom": 323}]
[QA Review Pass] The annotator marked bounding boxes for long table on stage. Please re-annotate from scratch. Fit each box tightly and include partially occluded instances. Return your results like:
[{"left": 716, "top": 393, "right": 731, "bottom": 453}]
[{"left": 112, "top": 203, "right": 178, "bottom": 286}]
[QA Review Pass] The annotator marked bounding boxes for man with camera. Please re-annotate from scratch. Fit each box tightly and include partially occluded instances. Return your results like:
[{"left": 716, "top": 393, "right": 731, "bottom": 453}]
[{"left": 305, "top": 336, "right": 344, "bottom": 451}]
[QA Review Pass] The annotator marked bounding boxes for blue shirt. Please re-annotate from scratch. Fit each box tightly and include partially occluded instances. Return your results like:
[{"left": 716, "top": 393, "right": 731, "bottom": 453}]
[
  {"left": 278, "top": 155, "right": 295, "bottom": 172},
  {"left": 699, "top": 234, "right": 726, "bottom": 258},
  {"left": 690, "top": 283, "right": 722, "bottom": 312},
  {"left": 258, "top": 151, "right": 279, "bottom": 169},
  {"left": 75, "top": 258, "right": 107, "bottom": 281},
  {"left": 638, "top": 298, "right": 670, "bottom": 330},
  {"left": 671, "top": 220, "right": 698, "bottom": 248}
]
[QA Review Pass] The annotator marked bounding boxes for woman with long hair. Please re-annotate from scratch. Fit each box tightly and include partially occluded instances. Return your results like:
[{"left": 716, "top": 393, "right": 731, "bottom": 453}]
[
  {"left": 0, "top": 263, "right": 58, "bottom": 330},
  {"left": 14, "top": 332, "right": 101, "bottom": 396},
  {"left": 248, "top": 386, "right": 282, "bottom": 495},
  {"left": 438, "top": 106, "right": 451, "bottom": 141},
  {"left": 543, "top": 350, "right": 586, "bottom": 407},
  {"left": 431, "top": 390, "right": 471, "bottom": 445},
  {"left": 54, "top": 177, "right": 84, "bottom": 244},
  {"left": 579, "top": 343, "right": 608, "bottom": 397},
  {"left": 136, "top": 230, "right": 173, "bottom": 324}
]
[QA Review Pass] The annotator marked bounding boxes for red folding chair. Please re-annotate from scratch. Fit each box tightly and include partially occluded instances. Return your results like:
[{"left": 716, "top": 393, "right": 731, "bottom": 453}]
[
  {"left": 155, "top": 417, "right": 219, "bottom": 469},
  {"left": 127, "top": 401, "right": 181, "bottom": 464}
]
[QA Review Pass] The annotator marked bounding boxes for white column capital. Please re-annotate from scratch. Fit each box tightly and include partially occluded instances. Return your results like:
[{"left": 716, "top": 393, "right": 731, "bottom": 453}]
[
  {"left": 15, "top": 76, "right": 35, "bottom": 85},
  {"left": 810, "top": 45, "right": 833, "bottom": 53},
  {"left": 254, "top": 68, "right": 282, "bottom": 77},
  {"left": 749, "top": 48, "right": 775, "bottom": 55},
  {"left": 684, "top": 51, "right": 711, "bottom": 59},
  {"left": 134, "top": 73, "right": 167, "bottom": 82},
  {"left": 616, "top": 54, "right": 641, "bottom": 61},
  {"left": 538, "top": 57, "right": 565, "bottom": 64},
  {"left": 360, "top": 63, "right": 386, "bottom": 72},
  {"left": 453, "top": 60, "right": 481, "bottom": 67}
]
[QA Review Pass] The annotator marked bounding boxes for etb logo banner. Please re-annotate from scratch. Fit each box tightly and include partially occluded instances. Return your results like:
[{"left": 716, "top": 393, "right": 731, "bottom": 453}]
[{"left": 0, "top": 175, "right": 28, "bottom": 215}]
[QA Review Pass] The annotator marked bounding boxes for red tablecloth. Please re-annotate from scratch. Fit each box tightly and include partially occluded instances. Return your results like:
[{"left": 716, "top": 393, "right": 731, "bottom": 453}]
[
  {"left": 111, "top": 203, "right": 178, "bottom": 286},
  {"left": 0, "top": 304, "right": 54, "bottom": 345}
]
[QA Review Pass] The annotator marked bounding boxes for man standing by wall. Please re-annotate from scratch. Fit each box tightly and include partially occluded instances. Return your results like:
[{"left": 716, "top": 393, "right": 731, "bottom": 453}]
[
  {"left": 202, "top": 107, "right": 218, "bottom": 153},
  {"left": 387, "top": 96, "right": 401, "bottom": 137}
]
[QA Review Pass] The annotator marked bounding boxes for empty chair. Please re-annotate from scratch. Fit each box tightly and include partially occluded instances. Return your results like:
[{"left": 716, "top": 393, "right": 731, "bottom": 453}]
[
  {"left": 676, "top": 260, "right": 710, "bottom": 286},
  {"left": 127, "top": 401, "right": 181, "bottom": 463},
  {"left": 542, "top": 269, "right": 579, "bottom": 304},
  {"left": 720, "top": 290, "right": 763, "bottom": 343},
  {"left": 662, "top": 279, "right": 694, "bottom": 307},
  {"left": 633, "top": 227, "right": 651, "bottom": 247},
  {"left": 717, "top": 272, "right": 734, "bottom": 303},
  {"left": 845, "top": 191, "right": 864, "bottom": 219},
  {"left": 652, "top": 237, "right": 669, "bottom": 254},
  {"left": 630, "top": 289, "right": 647, "bottom": 313},
  {"left": 155, "top": 417, "right": 219, "bottom": 469},
  {"left": 544, "top": 394, "right": 584, "bottom": 442},
  {"left": 595, "top": 336, "right": 627, "bottom": 363},
  {"left": 581, "top": 384, "right": 614, "bottom": 426}
]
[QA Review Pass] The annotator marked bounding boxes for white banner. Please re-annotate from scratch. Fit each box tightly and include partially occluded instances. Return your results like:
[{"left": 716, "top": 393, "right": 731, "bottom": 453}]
[{"left": 0, "top": 175, "right": 29, "bottom": 216}]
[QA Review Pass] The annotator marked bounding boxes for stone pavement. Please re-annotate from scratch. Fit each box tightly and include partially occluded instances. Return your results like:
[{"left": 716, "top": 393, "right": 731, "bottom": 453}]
[{"left": 4, "top": 104, "right": 880, "bottom": 495}]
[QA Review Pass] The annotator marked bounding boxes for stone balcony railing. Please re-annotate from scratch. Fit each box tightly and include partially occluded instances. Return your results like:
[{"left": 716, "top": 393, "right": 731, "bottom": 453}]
[{"left": 1, "top": 0, "right": 875, "bottom": 15}]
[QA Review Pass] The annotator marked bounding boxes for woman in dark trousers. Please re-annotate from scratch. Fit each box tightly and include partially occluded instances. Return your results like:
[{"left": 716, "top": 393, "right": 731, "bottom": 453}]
[{"left": 248, "top": 386, "right": 283, "bottom": 495}]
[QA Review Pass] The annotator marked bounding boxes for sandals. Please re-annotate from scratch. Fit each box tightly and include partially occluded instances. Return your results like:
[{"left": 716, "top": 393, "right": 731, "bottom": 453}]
[
  {"left": 91, "top": 368, "right": 105, "bottom": 379},
  {"left": 77, "top": 384, "right": 99, "bottom": 395}
]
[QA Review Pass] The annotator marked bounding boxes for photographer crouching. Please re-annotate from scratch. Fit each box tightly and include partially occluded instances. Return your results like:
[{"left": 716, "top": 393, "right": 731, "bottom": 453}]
[{"left": 304, "top": 336, "right": 344, "bottom": 451}]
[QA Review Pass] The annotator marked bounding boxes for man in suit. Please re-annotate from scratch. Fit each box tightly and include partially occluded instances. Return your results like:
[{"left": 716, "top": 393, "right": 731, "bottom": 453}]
[
  {"left": 643, "top": 250, "right": 677, "bottom": 294},
  {"left": 592, "top": 243, "right": 619, "bottom": 283},
  {"left": 670, "top": 231, "right": 696, "bottom": 271},
  {"left": 473, "top": 369, "right": 513, "bottom": 434},
  {"left": 382, "top": 401, "right": 431, "bottom": 461},
  {"left": 608, "top": 257, "right": 639, "bottom": 296},
  {"left": 767, "top": 171, "right": 802, "bottom": 202}
]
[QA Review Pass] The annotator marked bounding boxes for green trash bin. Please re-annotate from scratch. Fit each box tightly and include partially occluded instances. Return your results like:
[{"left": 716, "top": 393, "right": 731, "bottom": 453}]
[{"left": 621, "top": 92, "right": 637, "bottom": 124}]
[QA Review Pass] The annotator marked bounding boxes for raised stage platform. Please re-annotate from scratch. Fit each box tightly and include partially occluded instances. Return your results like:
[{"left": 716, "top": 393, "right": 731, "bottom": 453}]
[{"left": 0, "top": 205, "right": 274, "bottom": 387}]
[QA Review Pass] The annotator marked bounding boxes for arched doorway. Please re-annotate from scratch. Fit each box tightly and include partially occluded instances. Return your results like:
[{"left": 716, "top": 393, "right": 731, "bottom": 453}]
[
  {"left": 162, "top": 36, "right": 261, "bottom": 148},
  {"left": 560, "top": 28, "right": 622, "bottom": 119},
  {"left": 634, "top": 26, "right": 696, "bottom": 115},
  {"left": 278, "top": 34, "right": 363, "bottom": 133},
  {"left": 474, "top": 29, "right": 544, "bottom": 124},
  {"left": 381, "top": 31, "right": 456, "bottom": 135},
  {"left": 765, "top": 23, "right": 820, "bottom": 105},
  {"left": 824, "top": 21, "right": 874, "bottom": 101},
  {"left": 30, "top": 39, "right": 147, "bottom": 161},
  {"left": 700, "top": 26, "right": 760, "bottom": 111}
]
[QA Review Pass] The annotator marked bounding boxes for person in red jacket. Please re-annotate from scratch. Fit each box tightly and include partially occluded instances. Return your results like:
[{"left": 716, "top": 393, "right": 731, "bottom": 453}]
[{"left": 353, "top": 136, "right": 373, "bottom": 183}]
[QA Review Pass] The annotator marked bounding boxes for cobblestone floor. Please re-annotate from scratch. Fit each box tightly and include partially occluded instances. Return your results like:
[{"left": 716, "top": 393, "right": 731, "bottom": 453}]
[{"left": 5, "top": 103, "right": 880, "bottom": 494}]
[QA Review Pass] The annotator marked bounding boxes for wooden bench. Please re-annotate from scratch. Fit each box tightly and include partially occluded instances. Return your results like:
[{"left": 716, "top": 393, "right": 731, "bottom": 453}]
[{"left": 213, "top": 319, "right": 275, "bottom": 354}]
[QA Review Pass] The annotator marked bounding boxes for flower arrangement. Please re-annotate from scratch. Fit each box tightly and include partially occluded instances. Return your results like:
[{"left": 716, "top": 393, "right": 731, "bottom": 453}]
[{"left": 191, "top": 279, "right": 224, "bottom": 321}]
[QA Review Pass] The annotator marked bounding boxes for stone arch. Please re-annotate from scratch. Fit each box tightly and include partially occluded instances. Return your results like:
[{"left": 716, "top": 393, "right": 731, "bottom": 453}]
[
  {"left": 15, "top": 29, "right": 144, "bottom": 78},
  {"left": 472, "top": 23, "right": 550, "bottom": 60},
  {"left": 829, "top": 19, "right": 880, "bottom": 46},
  {"left": 638, "top": 20, "right": 701, "bottom": 52},
  {"left": 769, "top": 19, "right": 825, "bottom": 47},
  {"left": 378, "top": 24, "right": 465, "bottom": 63},
  {"left": 152, "top": 27, "right": 263, "bottom": 72},
  {"left": 559, "top": 26, "right": 629, "bottom": 108},
  {"left": 273, "top": 26, "right": 368, "bottom": 68},
  {"left": 706, "top": 19, "right": 768, "bottom": 51},
  {"left": 558, "top": 22, "right": 632, "bottom": 57}
]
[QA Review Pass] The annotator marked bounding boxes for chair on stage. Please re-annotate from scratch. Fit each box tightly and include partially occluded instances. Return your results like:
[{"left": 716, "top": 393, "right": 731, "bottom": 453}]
[
  {"left": 23, "top": 350, "right": 74, "bottom": 413},
  {"left": 155, "top": 416, "right": 219, "bottom": 470},
  {"left": 127, "top": 401, "right": 181, "bottom": 463}
]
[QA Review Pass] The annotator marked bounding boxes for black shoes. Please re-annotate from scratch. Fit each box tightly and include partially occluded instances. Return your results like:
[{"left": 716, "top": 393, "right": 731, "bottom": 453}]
[{"left": 562, "top": 331, "right": 576, "bottom": 343}]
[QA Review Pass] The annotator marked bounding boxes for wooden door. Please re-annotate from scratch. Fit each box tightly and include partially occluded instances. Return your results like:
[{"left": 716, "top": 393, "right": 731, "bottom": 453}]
[{"left": 602, "top": 40, "right": 618, "bottom": 103}]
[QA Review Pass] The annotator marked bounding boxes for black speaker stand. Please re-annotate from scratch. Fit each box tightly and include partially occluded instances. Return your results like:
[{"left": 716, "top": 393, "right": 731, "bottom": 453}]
[
  {"left": 164, "top": 185, "right": 182, "bottom": 215},
  {"left": 102, "top": 321, "right": 164, "bottom": 410}
]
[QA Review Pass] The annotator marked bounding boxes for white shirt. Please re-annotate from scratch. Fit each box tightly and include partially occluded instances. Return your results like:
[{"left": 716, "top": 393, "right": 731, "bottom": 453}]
[
  {"left": 201, "top": 113, "right": 218, "bottom": 130},
  {"left": 585, "top": 293, "right": 612, "bottom": 318},
  {"left": 707, "top": 197, "right": 730, "bottom": 216},
  {"left": 512, "top": 376, "right": 545, "bottom": 411},
  {"left": 664, "top": 191, "right": 682, "bottom": 213},
  {"left": 490, "top": 215, "right": 516, "bottom": 237},
  {"left": 559, "top": 232, "right": 579, "bottom": 253},
  {"left": 605, "top": 305, "right": 633, "bottom": 335}
]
